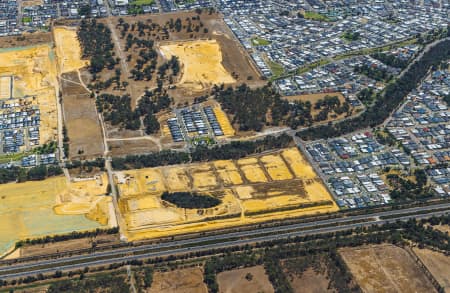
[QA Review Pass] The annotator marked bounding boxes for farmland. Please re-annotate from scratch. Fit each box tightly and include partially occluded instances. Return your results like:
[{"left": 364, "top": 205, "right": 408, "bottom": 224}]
[
  {"left": 340, "top": 244, "right": 436, "bottom": 293},
  {"left": 0, "top": 177, "right": 110, "bottom": 257},
  {"left": 115, "top": 147, "right": 338, "bottom": 241}
]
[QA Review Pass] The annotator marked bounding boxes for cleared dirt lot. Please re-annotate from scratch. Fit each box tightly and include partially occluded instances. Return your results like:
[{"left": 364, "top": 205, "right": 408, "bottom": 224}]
[
  {"left": 61, "top": 72, "right": 104, "bottom": 159},
  {"left": 149, "top": 267, "right": 207, "bottom": 293},
  {"left": 340, "top": 244, "right": 436, "bottom": 293},
  {"left": 0, "top": 32, "right": 51, "bottom": 48},
  {"left": 115, "top": 147, "right": 338, "bottom": 242},
  {"left": 217, "top": 266, "right": 274, "bottom": 293},
  {"left": 413, "top": 248, "right": 450, "bottom": 292},
  {"left": 108, "top": 138, "right": 160, "bottom": 156}
]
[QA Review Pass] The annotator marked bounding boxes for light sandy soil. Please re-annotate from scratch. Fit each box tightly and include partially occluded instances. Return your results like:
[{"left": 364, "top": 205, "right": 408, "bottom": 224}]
[
  {"left": 340, "top": 244, "right": 436, "bottom": 293},
  {"left": 413, "top": 248, "right": 450, "bottom": 292},
  {"left": 149, "top": 267, "right": 207, "bottom": 293},
  {"left": 0, "top": 44, "right": 58, "bottom": 144},
  {"left": 53, "top": 27, "right": 89, "bottom": 73},
  {"left": 160, "top": 40, "right": 235, "bottom": 91},
  {"left": 116, "top": 147, "right": 338, "bottom": 241},
  {"left": 217, "top": 266, "right": 274, "bottom": 293},
  {"left": 0, "top": 177, "right": 105, "bottom": 257}
]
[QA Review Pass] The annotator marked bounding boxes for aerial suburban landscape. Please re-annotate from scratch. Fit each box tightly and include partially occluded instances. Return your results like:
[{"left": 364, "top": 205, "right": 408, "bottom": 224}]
[{"left": 0, "top": 0, "right": 449, "bottom": 292}]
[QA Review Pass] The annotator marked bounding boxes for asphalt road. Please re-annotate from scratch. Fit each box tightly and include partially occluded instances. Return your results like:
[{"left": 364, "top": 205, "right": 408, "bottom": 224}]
[{"left": 0, "top": 202, "right": 448, "bottom": 279}]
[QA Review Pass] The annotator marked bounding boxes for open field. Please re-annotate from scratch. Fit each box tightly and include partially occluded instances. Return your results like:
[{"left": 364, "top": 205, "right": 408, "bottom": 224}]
[
  {"left": 61, "top": 72, "right": 104, "bottom": 159},
  {"left": 217, "top": 266, "right": 274, "bottom": 293},
  {"left": 115, "top": 147, "right": 338, "bottom": 241},
  {"left": 53, "top": 27, "right": 89, "bottom": 73},
  {"left": 0, "top": 177, "right": 110, "bottom": 257},
  {"left": 340, "top": 244, "right": 436, "bottom": 293},
  {"left": 149, "top": 267, "right": 207, "bottom": 293},
  {"left": 108, "top": 139, "right": 160, "bottom": 156},
  {"left": 287, "top": 268, "right": 331, "bottom": 293},
  {"left": 0, "top": 44, "right": 58, "bottom": 144},
  {"left": 160, "top": 40, "right": 236, "bottom": 91},
  {"left": 413, "top": 248, "right": 450, "bottom": 292}
]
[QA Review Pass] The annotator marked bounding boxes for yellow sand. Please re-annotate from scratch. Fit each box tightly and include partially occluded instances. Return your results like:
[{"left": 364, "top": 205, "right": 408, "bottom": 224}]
[
  {"left": 159, "top": 40, "right": 235, "bottom": 90},
  {"left": 0, "top": 44, "right": 58, "bottom": 144},
  {"left": 281, "top": 148, "right": 317, "bottom": 180},
  {"left": 237, "top": 158, "right": 268, "bottom": 183},
  {"left": 192, "top": 170, "right": 218, "bottom": 190},
  {"left": 53, "top": 27, "right": 89, "bottom": 73},
  {"left": 260, "top": 154, "right": 294, "bottom": 181},
  {"left": 0, "top": 177, "right": 106, "bottom": 256},
  {"left": 118, "top": 169, "right": 167, "bottom": 196},
  {"left": 162, "top": 167, "right": 191, "bottom": 191},
  {"left": 214, "top": 160, "right": 243, "bottom": 185},
  {"left": 213, "top": 106, "right": 235, "bottom": 136},
  {"left": 115, "top": 147, "right": 338, "bottom": 242},
  {"left": 54, "top": 174, "right": 112, "bottom": 225}
]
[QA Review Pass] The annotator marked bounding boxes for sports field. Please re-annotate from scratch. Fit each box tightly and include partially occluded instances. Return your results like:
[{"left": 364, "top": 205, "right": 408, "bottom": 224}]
[
  {"left": 0, "top": 44, "right": 58, "bottom": 144},
  {"left": 0, "top": 177, "right": 108, "bottom": 257},
  {"left": 159, "top": 40, "right": 236, "bottom": 91},
  {"left": 115, "top": 147, "right": 338, "bottom": 241}
]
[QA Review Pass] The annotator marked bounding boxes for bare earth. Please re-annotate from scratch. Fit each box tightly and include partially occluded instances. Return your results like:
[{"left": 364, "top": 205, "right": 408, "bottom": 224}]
[
  {"left": 413, "top": 248, "right": 450, "bottom": 292},
  {"left": 340, "top": 244, "right": 436, "bottom": 293},
  {"left": 217, "top": 266, "right": 274, "bottom": 293},
  {"left": 149, "top": 267, "right": 207, "bottom": 293}
]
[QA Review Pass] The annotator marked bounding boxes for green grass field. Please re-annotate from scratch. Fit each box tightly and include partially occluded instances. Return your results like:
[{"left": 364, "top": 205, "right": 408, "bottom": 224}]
[
  {"left": 130, "top": 0, "right": 155, "bottom": 5},
  {"left": 251, "top": 38, "right": 271, "bottom": 46},
  {"left": 303, "top": 11, "right": 332, "bottom": 22}
]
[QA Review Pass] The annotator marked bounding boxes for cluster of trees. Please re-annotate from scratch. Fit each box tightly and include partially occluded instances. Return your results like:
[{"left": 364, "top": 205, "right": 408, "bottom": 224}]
[
  {"left": 386, "top": 169, "right": 430, "bottom": 201},
  {"left": 112, "top": 134, "right": 293, "bottom": 170},
  {"left": 371, "top": 52, "right": 409, "bottom": 69},
  {"left": 33, "top": 141, "right": 57, "bottom": 155},
  {"left": 342, "top": 30, "right": 361, "bottom": 41},
  {"left": 161, "top": 192, "right": 222, "bottom": 209},
  {"left": 0, "top": 165, "right": 63, "bottom": 184},
  {"left": 214, "top": 84, "right": 350, "bottom": 131},
  {"left": 66, "top": 158, "right": 105, "bottom": 171},
  {"left": 78, "top": 19, "right": 116, "bottom": 74},
  {"left": 354, "top": 64, "right": 393, "bottom": 82},
  {"left": 96, "top": 89, "right": 171, "bottom": 134},
  {"left": 47, "top": 273, "right": 129, "bottom": 293},
  {"left": 298, "top": 39, "right": 450, "bottom": 140}
]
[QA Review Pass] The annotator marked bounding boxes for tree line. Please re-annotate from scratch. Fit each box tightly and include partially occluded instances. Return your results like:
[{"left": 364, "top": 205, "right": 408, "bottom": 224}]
[
  {"left": 0, "top": 164, "right": 63, "bottom": 184},
  {"left": 298, "top": 38, "right": 450, "bottom": 140},
  {"left": 112, "top": 134, "right": 293, "bottom": 170}
]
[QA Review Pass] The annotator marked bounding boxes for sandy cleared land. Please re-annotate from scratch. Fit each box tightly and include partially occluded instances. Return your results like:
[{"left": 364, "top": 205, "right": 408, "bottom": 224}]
[
  {"left": 53, "top": 27, "right": 89, "bottom": 73},
  {"left": 413, "top": 248, "right": 450, "bottom": 292},
  {"left": 217, "top": 266, "right": 274, "bottom": 293},
  {"left": 116, "top": 147, "right": 337, "bottom": 241},
  {"left": 150, "top": 267, "right": 207, "bottom": 293},
  {"left": 237, "top": 158, "right": 268, "bottom": 183},
  {"left": 260, "top": 154, "right": 293, "bottom": 181},
  {"left": 0, "top": 177, "right": 107, "bottom": 257},
  {"left": 340, "top": 244, "right": 436, "bottom": 293},
  {"left": 0, "top": 45, "right": 58, "bottom": 144},
  {"left": 159, "top": 40, "right": 235, "bottom": 91},
  {"left": 214, "top": 160, "right": 243, "bottom": 186},
  {"left": 213, "top": 106, "right": 235, "bottom": 137},
  {"left": 281, "top": 148, "right": 317, "bottom": 180}
]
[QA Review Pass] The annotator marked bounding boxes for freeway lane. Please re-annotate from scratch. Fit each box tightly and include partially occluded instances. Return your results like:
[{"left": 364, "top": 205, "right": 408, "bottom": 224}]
[
  {"left": 0, "top": 203, "right": 449, "bottom": 277},
  {"left": 1, "top": 209, "right": 449, "bottom": 280},
  {"left": 1, "top": 202, "right": 450, "bottom": 273}
]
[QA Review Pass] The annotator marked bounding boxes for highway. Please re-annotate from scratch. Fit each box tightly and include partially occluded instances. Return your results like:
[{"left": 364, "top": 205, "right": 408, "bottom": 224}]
[{"left": 0, "top": 202, "right": 448, "bottom": 280}]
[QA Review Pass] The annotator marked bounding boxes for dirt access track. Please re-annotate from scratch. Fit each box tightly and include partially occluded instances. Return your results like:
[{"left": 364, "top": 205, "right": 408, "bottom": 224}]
[{"left": 53, "top": 26, "right": 104, "bottom": 159}]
